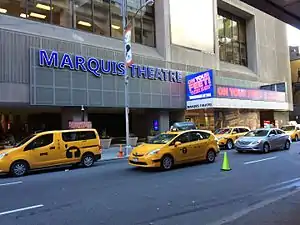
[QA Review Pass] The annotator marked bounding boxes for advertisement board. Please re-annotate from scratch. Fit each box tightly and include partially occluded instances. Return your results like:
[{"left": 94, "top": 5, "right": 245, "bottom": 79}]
[
  {"left": 68, "top": 121, "right": 92, "bottom": 129},
  {"left": 216, "top": 85, "right": 286, "bottom": 102},
  {"left": 186, "top": 70, "right": 214, "bottom": 101}
]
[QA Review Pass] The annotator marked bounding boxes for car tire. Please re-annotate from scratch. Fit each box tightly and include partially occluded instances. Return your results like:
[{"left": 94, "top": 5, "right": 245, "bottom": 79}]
[
  {"left": 10, "top": 161, "right": 29, "bottom": 177},
  {"left": 284, "top": 140, "right": 291, "bottom": 150},
  {"left": 262, "top": 143, "right": 270, "bottom": 153},
  {"left": 206, "top": 150, "right": 216, "bottom": 163},
  {"left": 81, "top": 153, "right": 95, "bottom": 168},
  {"left": 295, "top": 135, "right": 299, "bottom": 142},
  {"left": 226, "top": 139, "right": 234, "bottom": 150},
  {"left": 160, "top": 155, "right": 174, "bottom": 170}
]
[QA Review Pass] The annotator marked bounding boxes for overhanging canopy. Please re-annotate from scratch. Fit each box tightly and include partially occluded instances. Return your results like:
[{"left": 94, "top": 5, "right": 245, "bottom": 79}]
[{"left": 240, "top": 0, "right": 300, "bottom": 29}]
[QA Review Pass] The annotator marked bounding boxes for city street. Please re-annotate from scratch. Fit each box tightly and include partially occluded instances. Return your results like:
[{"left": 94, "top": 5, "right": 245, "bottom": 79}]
[{"left": 1, "top": 143, "right": 300, "bottom": 225}]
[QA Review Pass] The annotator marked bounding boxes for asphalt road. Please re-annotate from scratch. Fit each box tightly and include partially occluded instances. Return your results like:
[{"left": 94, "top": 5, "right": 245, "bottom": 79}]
[{"left": 1, "top": 142, "right": 300, "bottom": 225}]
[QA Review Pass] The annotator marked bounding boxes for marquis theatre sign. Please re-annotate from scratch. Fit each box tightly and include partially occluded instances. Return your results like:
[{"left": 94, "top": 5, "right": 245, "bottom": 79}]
[{"left": 38, "top": 49, "right": 183, "bottom": 83}]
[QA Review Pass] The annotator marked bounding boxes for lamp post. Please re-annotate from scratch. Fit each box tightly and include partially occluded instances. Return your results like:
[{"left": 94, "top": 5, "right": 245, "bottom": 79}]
[{"left": 122, "top": 0, "right": 154, "bottom": 156}]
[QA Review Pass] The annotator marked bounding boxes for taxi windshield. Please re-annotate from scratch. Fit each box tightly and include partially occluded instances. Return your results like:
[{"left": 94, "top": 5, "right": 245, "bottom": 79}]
[
  {"left": 14, "top": 134, "right": 35, "bottom": 147},
  {"left": 214, "top": 128, "right": 232, "bottom": 135},
  {"left": 149, "top": 133, "right": 177, "bottom": 144},
  {"left": 281, "top": 126, "right": 295, "bottom": 131},
  {"left": 245, "top": 130, "right": 269, "bottom": 137}
]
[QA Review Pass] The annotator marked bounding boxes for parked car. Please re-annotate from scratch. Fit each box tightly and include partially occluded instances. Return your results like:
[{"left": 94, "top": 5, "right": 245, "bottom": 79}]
[
  {"left": 0, "top": 129, "right": 101, "bottom": 177},
  {"left": 128, "top": 129, "right": 219, "bottom": 170},
  {"left": 281, "top": 125, "right": 300, "bottom": 142},
  {"left": 235, "top": 128, "right": 291, "bottom": 153},
  {"left": 170, "top": 122, "right": 197, "bottom": 131},
  {"left": 214, "top": 126, "right": 250, "bottom": 150}
]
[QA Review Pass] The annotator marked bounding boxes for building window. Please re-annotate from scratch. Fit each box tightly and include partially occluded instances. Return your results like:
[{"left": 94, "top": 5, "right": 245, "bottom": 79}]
[
  {"left": 0, "top": 0, "right": 155, "bottom": 47},
  {"left": 217, "top": 9, "right": 247, "bottom": 66}
]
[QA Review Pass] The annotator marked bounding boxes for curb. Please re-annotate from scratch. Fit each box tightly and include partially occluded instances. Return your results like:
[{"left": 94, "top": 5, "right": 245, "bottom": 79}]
[{"left": 97, "top": 156, "right": 129, "bottom": 164}]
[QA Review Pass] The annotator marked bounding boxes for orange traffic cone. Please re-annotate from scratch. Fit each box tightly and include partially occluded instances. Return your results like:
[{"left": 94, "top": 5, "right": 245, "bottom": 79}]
[{"left": 117, "top": 145, "right": 124, "bottom": 158}]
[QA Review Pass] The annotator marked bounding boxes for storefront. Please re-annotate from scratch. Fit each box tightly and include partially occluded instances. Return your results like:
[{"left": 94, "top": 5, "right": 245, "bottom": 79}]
[{"left": 185, "top": 70, "right": 290, "bottom": 131}]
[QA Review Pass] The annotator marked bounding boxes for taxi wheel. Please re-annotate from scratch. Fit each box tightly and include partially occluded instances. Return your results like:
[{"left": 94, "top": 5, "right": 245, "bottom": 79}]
[
  {"left": 226, "top": 139, "right": 234, "bottom": 150},
  {"left": 160, "top": 155, "right": 174, "bottom": 170},
  {"left": 206, "top": 150, "right": 216, "bottom": 163},
  {"left": 10, "top": 161, "right": 28, "bottom": 177},
  {"left": 295, "top": 135, "right": 299, "bottom": 142},
  {"left": 81, "top": 153, "right": 95, "bottom": 167}
]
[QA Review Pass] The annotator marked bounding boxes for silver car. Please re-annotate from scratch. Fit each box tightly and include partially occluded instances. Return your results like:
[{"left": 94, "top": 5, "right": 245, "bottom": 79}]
[{"left": 235, "top": 128, "right": 291, "bottom": 153}]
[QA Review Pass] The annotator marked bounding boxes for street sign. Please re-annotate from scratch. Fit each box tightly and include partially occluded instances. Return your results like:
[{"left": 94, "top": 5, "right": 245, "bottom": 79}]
[{"left": 124, "top": 26, "right": 133, "bottom": 66}]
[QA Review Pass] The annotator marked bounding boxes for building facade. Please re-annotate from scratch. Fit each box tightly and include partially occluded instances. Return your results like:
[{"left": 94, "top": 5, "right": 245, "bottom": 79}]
[
  {"left": 289, "top": 46, "right": 300, "bottom": 122},
  {"left": 0, "top": 0, "right": 293, "bottom": 141}
]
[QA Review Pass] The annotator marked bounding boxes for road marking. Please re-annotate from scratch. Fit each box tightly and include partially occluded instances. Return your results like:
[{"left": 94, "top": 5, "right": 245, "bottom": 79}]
[
  {"left": 207, "top": 188, "right": 300, "bottom": 225},
  {"left": 0, "top": 204, "right": 44, "bottom": 216},
  {"left": 244, "top": 156, "right": 277, "bottom": 165},
  {"left": 0, "top": 181, "right": 23, "bottom": 187}
]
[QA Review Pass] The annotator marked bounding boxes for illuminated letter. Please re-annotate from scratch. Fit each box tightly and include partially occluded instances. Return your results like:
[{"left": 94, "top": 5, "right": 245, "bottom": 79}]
[
  {"left": 100, "top": 59, "right": 112, "bottom": 74},
  {"left": 59, "top": 53, "right": 74, "bottom": 69},
  {"left": 87, "top": 57, "right": 101, "bottom": 77},
  {"left": 39, "top": 50, "right": 58, "bottom": 68},
  {"left": 74, "top": 55, "right": 87, "bottom": 72}
]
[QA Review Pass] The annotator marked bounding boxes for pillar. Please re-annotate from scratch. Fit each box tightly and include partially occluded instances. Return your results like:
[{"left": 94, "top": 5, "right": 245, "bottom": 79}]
[{"left": 159, "top": 111, "right": 170, "bottom": 132}]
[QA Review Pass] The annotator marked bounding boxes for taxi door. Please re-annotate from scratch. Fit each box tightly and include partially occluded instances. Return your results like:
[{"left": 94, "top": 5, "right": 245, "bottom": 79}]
[
  {"left": 188, "top": 131, "right": 207, "bottom": 160},
  {"left": 25, "top": 133, "right": 60, "bottom": 169},
  {"left": 170, "top": 132, "right": 192, "bottom": 163},
  {"left": 230, "top": 128, "right": 241, "bottom": 141}
]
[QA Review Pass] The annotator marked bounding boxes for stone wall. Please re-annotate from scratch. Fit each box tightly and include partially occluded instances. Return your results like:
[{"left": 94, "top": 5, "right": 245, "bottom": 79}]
[
  {"left": 215, "top": 109, "right": 260, "bottom": 130},
  {"left": 274, "top": 111, "right": 289, "bottom": 128}
]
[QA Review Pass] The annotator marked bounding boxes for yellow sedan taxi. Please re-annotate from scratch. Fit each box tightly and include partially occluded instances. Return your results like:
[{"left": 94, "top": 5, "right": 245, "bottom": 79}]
[
  {"left": 214, "top": 126, "right": 250, "bottom": 149},
  {"left": 128, "top": 130, "right": 219, "bottom": 170},
  {"left": 281, "top": 125, "right": 300, "bottom": 142}
]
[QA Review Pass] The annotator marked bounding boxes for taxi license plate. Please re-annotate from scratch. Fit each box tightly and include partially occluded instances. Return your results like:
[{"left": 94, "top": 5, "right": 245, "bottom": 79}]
[{"left": 133, "top": 158, "right": 138, "bottom": 162}]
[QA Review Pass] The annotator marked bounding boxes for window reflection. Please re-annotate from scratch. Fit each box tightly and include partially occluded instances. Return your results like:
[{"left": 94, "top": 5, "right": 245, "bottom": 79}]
[
  {"left": 0, "top": 0, "right": 27, "bottom": 18},
  {"left": 0, "top": 0, "right": 156, "bottom": 47},
  {"left": 74, "top": 0, "right": 92, "bottom": 32},
  {"left": 93, "top": 0, "right": 110, "bottom": 36},
  {"left": 217, "top": 9, "right": 247, "bottom": 66},
  {"left": 128, "top": 0, "right": 142, "bottom": 43},
  {"left": 52, "top": 0, "right": 72, "bottom": 28},
  {"left": 28, "top": 0, "right": 52, "bottom": 23},
  {"left": 110, "top": 2, "right": 122, "bottom": 39}
]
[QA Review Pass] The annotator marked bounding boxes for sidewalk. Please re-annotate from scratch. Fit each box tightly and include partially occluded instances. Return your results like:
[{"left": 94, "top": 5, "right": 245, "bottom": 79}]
[{"left": 101, "top": 144, "right": 133, "bottom": 161}]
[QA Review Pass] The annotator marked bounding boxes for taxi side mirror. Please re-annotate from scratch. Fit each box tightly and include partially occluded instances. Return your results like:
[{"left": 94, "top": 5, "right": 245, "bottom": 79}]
[{"left": 175, "top": 141, "right": 182, "bottom": 147}]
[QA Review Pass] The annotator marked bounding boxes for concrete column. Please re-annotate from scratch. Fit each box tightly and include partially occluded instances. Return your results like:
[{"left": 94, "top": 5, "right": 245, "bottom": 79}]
[
  {"left": 61, "top": 107, "right": 88, "bottom": 129},
  {"left": 59, "top": 0, "right": 73, "bottom": 28},
  {"left": 154, "top": 0, "right": 171, "bottom": 60},
  {"left": 159, "top": 111, "right": 170, "bottom": 132}
]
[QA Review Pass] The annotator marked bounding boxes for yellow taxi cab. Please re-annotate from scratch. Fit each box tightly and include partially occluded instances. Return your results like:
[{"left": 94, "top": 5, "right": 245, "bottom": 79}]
[
  {"left": 214, "top": 126, "right": 250, "bottom": 150},
  {"left": 0, "top": 129, "right": 101, "bottom": 177},
  {"left": 128, "top": 129, "right": 219, "bottom": 170},
  {"left": 281, "top": 125, "right": 300, "bottom": 141}
]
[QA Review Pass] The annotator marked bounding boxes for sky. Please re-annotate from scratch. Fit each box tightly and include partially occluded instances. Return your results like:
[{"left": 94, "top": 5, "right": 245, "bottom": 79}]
[{"left": 287, "top": 24, "right": 300, "bottom": 47}]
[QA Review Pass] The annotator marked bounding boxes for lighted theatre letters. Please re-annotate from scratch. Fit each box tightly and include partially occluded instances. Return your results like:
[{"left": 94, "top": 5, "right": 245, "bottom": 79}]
[{"left": 38, "top": 49, "right": 182, "bottom": 83}]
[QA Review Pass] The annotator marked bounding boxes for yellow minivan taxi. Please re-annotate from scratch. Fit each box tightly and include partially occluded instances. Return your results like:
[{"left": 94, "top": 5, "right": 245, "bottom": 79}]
[
  {"left": 214, "top": 126, "right": 250, "bottom": 149},
  {"left": 128, "top": 130, "right": 219, "bottom": 170},
  {"left": 0, "top": 129, "right": 101, "bottom": 177},
  {"left": 281, "top": 125, "right": 300, "bottom": 142}
]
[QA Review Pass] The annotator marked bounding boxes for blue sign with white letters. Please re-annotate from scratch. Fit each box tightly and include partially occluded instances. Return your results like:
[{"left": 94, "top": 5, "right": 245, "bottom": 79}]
[
  {"left": 38, "top": 49, "right": 183, "bottom": 83},
  {"left": 185, "top": 70, "right": 214, "bottom": 101}
]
